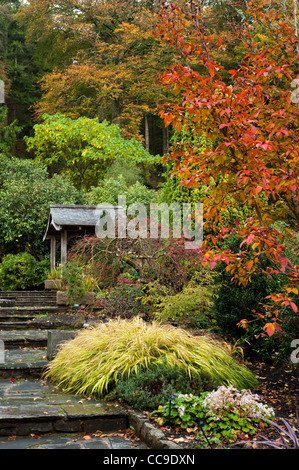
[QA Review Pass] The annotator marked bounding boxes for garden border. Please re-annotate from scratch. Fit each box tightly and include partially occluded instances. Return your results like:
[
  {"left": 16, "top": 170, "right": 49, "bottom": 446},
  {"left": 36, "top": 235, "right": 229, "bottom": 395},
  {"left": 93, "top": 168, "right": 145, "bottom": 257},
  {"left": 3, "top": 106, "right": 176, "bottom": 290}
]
[{"left": 127, "top": 408, "right": 182, "bottom": 449}]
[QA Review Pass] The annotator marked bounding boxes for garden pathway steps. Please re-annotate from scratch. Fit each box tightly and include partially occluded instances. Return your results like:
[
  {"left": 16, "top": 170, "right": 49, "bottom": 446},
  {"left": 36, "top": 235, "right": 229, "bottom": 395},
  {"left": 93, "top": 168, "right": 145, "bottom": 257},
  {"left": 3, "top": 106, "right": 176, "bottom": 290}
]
[{"left": 0, "top": 290, "right": 147, "bottom": 449}]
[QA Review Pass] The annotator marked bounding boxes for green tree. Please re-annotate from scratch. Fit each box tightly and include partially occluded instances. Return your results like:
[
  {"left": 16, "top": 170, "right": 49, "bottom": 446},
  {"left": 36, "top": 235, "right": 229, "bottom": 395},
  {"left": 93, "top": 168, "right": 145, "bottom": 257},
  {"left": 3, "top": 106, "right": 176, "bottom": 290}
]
[
  {"left": 25, "top": 113, "right": 161, "bottom": 190},
  {"left": 0, "top": 0, "right": 46, "bottom": 149},
  {"left": 0, "top": 156, "right": 83, "bottom": 255},
  {"left": 86, "top": 175, "right": 158, "bottom": 206},
  {"left": 0, "top": 107, "right": 21, "bottom": 155}
]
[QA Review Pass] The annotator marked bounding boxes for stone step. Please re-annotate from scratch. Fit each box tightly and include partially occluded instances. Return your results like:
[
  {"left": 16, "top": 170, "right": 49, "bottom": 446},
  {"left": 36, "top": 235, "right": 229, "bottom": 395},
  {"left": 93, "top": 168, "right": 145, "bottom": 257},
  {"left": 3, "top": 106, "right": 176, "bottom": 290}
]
[
  {"left": 0, "top": 322, "right": 34, "bottom": 331},
  {"left": 0, "top": 349, "right": 48, "bottom": 379},
  {"left": 0, "top": 432, "right": 147, "bottom": 449},
  {"left": 0, "top": 307, "right": 59, "bottom": 315},
  {"left": 0, "top": 314, "right": 35, "bottom": 321},
  {"left": 12, "top": 297, "right": 56, "bottom": 306},
  {"left": 0, "top": 291, "right": 57, "bottom": 297},
  {"left": 0, "top": 302, "right": 58, "bottom": 308},
  {"left": 0, "top": 378, "right": 128, "bottom": 436},
  {"left": 0, "top": 292, "right": 58, "bottom": 308},
  {"left": 0, "top": 331, "right": 48, "bottom": 349}
]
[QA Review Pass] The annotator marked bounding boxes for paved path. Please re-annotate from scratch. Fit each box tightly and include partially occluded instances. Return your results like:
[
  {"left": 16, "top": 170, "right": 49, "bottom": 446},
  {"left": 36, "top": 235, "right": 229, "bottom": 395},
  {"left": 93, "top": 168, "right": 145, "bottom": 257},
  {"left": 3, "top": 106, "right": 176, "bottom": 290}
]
[
  {"left": 0, "top": 432, "right": 147, "bottom": 449},
  {"left": 0, "top": 377, "right": 147, "bottom": 449},
  {"left": 0, "top": 292, "right": 150, "bottom": 450}
]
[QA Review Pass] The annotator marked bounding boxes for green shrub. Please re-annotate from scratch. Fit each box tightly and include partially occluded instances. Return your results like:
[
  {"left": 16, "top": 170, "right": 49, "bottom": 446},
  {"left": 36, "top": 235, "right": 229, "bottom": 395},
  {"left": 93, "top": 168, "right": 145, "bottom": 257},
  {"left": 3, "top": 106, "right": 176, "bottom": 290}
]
[
  {"left": 212, "top": 236, "right": 288, "bottom": 339},
  {"left": 105, "top": 160, "right": 146, "bottom": 185},
  {"left": 0, "top": 252, "right": 49, "bottom": 290},
  {"left": 86, "top": 175, "right": 158, "bottom": 206},
  {"left": 60, "top": 261, "right": 98, "bottom": 305},
  {"left": 0, "top": 156, "right": 83, "bottom": 255},
  {"left": 44, "top": 317, "right": 258, "bottom": 397},
  {"left": 112, "top": 362, "right": 208, "bottom": 411},
  {"left": 212, "top": 235, "right": 297, "bottom": 361},
  {"left": 153, "top": 272, "right": 216, "bottom": 328},
  {"left": 103, "top": 277, "right": 148, "bottom": 319}
]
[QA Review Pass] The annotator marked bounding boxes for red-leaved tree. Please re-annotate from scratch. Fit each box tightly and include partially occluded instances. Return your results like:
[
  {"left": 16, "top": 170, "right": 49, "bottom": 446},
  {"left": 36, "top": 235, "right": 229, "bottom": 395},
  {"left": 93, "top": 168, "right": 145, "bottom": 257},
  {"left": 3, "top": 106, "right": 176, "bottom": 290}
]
[{"left": 156, "top": 0, "right": 299, "bottom": 337}]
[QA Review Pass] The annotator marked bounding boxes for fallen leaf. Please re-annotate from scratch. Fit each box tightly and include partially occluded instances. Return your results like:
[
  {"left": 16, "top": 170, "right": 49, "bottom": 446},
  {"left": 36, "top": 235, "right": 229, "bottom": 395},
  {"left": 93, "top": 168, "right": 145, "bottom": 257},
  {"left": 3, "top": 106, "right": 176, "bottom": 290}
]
[
  {"left": 83, "top": 435, "right": 92, "bottom": 440},
  {"left": 173, "top": 437, "right": 186, "bottom": 443}
]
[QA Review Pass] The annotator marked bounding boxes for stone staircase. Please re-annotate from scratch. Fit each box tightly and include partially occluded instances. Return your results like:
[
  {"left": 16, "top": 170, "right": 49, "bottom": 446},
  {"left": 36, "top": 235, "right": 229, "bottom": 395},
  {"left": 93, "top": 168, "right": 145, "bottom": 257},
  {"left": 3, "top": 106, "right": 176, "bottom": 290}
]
[
  {"left": 0, "top": 291, "right": 59, "bottom": 331},
  {"left": 0, "top": 290, "right": 130, "bottom": 440}
]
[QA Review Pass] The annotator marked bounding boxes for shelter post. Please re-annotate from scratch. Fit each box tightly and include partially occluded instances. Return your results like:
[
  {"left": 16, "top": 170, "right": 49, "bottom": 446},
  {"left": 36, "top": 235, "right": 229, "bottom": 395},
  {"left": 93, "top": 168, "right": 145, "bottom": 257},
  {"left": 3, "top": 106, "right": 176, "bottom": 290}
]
[
  {"left": 61, "top": 229, "right": 68, "bottom": 266},
  {"left": 50, "top": 236, "right": 56, "bottom": 271}
]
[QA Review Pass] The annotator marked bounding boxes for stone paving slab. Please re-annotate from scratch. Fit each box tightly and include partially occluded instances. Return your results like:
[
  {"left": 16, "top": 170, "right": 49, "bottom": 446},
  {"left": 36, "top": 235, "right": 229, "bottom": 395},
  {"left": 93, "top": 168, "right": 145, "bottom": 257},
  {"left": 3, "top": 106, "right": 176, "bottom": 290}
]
[
  {"left": 0, "top": 349, "right": 48, "bottom": 369},
  {"left": 0, "top": 330, "right": 48, "bottom": 349},
  {"left": 0, "top": 378, "right": 128, "bottom": 436},
  {"left": 0, "top": 432, "right": 148, "bottom": 449},
  {"left": 0, "top": 331, "right": 48, "bottom": 341},
  {"left": 0, "top": 404, "right": 65, "bottom": 421}
]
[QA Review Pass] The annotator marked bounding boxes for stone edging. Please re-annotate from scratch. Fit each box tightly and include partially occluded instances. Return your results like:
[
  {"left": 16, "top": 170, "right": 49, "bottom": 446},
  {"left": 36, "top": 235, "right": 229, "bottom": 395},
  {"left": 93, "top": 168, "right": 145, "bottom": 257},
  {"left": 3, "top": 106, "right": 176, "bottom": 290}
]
[{"left": 127, "top": 408, "right": 182, "bottom": 450}]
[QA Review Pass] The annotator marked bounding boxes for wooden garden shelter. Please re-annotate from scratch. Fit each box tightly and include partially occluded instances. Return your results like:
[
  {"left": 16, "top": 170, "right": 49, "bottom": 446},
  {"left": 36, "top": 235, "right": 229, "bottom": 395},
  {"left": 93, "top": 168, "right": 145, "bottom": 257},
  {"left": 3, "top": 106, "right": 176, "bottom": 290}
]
[{"left": 43, "top": 204, "right": 125, "bottom": 270}]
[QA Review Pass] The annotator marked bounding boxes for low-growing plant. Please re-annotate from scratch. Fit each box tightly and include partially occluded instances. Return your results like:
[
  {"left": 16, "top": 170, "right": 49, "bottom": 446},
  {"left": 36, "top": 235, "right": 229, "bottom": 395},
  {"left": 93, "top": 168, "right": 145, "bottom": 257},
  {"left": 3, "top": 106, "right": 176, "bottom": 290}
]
[
  {"left": 47, "top": 266, "right": 63, "bottom": 280},
  {"left": 111, "top": 362, "right": 209, "bottom": 411},
  {"left": 152, "top": 385, "right": 275, "bottom": 442},
  {"left": 233, "top": 417, "right": 299, "bottom": 449},
  {"left": 44, "top": 317, "right": 258, "bottom": 397}
]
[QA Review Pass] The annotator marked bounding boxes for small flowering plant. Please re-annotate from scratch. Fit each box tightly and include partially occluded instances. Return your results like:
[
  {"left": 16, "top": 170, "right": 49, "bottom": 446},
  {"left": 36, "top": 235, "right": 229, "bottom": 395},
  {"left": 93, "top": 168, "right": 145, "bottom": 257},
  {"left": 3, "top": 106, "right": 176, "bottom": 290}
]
[{"left": 152, "top": 386, "right": 275, "bottom": 442}]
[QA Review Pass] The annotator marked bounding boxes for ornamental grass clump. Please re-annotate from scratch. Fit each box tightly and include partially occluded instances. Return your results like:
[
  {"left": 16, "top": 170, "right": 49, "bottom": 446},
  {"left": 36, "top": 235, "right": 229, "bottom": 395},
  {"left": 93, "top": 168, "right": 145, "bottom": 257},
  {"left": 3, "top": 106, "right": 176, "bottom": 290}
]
[{"left": 44, "top": 317, "right": 258, "bottom": 396}]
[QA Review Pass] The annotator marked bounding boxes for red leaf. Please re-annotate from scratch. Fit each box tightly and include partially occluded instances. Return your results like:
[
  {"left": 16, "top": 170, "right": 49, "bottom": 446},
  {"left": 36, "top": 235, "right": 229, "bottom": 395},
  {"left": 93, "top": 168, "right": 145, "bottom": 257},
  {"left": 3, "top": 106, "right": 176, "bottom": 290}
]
[
  {"left": 264, "top": 323, "right": 275, "bottom": 337},
  {"left": 246, "top": 234, "right": 255, "bottom": 245}
]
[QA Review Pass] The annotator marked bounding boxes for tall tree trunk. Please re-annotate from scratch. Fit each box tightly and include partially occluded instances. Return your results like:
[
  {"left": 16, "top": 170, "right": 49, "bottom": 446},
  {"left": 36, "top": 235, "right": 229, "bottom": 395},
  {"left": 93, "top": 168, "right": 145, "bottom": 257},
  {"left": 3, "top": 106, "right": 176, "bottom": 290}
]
[
  {"left": 163, "top": 125, "right": 169, "bottom": 155},
  {"left": 145, "top": 114, "right": 149, "bottom": 152}
]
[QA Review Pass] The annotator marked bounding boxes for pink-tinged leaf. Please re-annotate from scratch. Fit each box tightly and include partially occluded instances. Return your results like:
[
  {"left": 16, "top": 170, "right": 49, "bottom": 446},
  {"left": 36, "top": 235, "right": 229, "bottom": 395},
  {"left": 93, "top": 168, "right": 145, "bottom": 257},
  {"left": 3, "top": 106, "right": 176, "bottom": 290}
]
[
  {"left": 219, "top": 123, "right": 228, "bottom": 129},
  {"left": 290, "top": 184, "right": 296, "bottom": 191},
  {"left": 290, "top": 302, "right": 298, "bottom": 313},
  {"left": 264, "top": 323, "right": 275, "bottom": 337},
  {"left": 246, "top": 234, "right": 255, "bottom": 245},
  {"left": 210, "top": 261, "right": 216, "bottom": 270}
]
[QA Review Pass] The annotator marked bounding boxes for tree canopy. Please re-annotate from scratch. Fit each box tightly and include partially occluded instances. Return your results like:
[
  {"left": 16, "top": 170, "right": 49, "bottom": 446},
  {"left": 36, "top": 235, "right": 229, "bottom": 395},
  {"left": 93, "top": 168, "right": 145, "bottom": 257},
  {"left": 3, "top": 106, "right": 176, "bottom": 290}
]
[
  {"left": 156, "top": 0, "right": 299, "bottom": 335},
  {"left": 25, "top": 113, "right": 161, "bottom": 190},
  {"left": 0, "top": 156, "right": 83, "bottom": 255}
]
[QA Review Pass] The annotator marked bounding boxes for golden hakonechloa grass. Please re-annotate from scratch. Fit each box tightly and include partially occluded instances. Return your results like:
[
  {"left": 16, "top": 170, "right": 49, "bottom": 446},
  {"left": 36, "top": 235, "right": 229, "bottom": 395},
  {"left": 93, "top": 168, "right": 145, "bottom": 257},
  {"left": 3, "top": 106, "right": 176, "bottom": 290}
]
[{"left": 44, "top": 317, "right": 258, "bottom": 396}]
